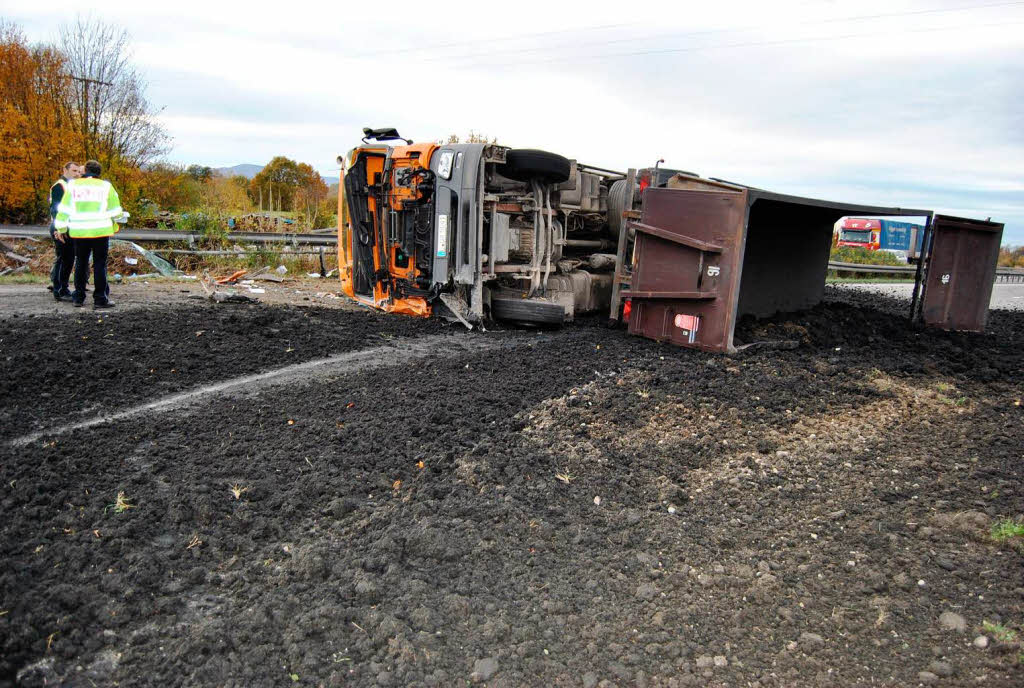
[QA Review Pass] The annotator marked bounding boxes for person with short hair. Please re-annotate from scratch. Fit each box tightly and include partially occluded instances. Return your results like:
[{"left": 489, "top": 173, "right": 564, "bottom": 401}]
[
  {"left": 48, "top": 161, "right": 81, "bottom": 300},
  {"left": 54, "top": 160, "right": 126, "bottom": 309}
]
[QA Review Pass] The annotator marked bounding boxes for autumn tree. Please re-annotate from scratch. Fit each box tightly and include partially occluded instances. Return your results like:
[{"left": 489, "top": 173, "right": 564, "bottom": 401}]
[
  {"left": 294, "top": 162, "right": 329, "bottom": 228},
  {"left": 58, "top": 17, "right": 169, "bottom": 174},
  {"left": 441, "top": 130, "right": 498, "bottom": 144},
  {"left": 0, "top": 18, "right": 169, "bottom": 222},
  {"left": 200, "top": 174, "right": 252, "bottom": 215},
  {"left": 250, "top": 156, "right": 301, "bottom": 212},
  {"left": 0, "top": 21, "right": 80, "bottom": 221},
  {"left": 138, "top": 162, "right": 201, "bottom": 211}
]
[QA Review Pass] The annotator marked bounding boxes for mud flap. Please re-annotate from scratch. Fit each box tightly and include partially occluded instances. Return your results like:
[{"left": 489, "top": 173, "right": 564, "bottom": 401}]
[{"left": 491, "top": 296, "right": 565, "bottom": 327}]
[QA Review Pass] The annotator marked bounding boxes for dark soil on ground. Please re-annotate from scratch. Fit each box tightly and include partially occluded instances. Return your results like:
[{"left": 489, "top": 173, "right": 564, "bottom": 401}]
[
  {"left": 0, "top": 304, "right": 449, "bottom": 442},
  {"left": 1, "top": 288, "right": 1022, "bottom": 687}
]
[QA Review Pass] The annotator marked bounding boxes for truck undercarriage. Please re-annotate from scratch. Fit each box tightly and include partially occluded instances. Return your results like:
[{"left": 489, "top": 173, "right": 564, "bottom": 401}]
[{"left": 338, "top": 131, "right": 634, "bottom": 326}]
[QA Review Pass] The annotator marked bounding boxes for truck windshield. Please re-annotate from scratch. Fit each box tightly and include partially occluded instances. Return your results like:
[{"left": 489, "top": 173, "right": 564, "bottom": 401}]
[{"left": 840, "top": 229, "right": 871, "bottom": 243}]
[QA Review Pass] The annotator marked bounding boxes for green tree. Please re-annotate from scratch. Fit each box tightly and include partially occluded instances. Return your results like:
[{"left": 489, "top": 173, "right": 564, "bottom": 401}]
[
  {"left": 249, "top": 156, "right": 301, "bottom": 211},
  {"left": 186, "top": 164, "right": 212, "bottom": 182}
]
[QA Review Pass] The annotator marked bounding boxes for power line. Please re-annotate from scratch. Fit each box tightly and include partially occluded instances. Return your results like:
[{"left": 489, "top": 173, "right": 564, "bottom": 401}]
[
  {"left": 421, "top": 0, "right": 1024, "bottom": 66},
  {"left": 443, "top": 18, "right": 1024, "bottom": 70},
  {"left": 347, "top": 22, "right": 641, "bottom": 58},
  {"left": 347, "top": 0, "right": 840, "bottom": 59}
]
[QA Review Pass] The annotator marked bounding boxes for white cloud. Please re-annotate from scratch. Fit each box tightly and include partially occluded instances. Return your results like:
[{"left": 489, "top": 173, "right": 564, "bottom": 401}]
[{"left": 7, "top": 0, "right": 1024, "bottom": 242}]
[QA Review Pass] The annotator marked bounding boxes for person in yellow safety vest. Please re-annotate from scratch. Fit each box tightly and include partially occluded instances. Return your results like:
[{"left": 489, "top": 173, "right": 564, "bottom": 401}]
[
  {"left": 54, "top": 159, "right": 128, "bottom": 310},
  {"left": 49, "top": 161, "right": 81, "bottom": 301}
]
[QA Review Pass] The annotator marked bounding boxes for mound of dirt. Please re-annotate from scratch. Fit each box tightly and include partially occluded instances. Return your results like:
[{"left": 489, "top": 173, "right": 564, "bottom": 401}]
[{"left": 1, "top": 290, "right": 1021, "bottom": 687}]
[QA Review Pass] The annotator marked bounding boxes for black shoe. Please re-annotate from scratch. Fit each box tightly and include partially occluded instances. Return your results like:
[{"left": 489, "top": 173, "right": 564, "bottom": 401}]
[
  {"left": 93, "top": 301, "right": 116, "bottom": 310},
  {"left": 72, "top": 301, "right": 85, "bottom": 308},
  {"left": 53, "top": 291, "right": 64, "bottom": 301}
]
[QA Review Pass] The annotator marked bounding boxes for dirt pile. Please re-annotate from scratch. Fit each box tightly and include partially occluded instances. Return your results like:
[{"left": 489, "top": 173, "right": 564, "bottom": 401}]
[{"left": 0, "top": 289, "right": 1021, "bottom": 687}]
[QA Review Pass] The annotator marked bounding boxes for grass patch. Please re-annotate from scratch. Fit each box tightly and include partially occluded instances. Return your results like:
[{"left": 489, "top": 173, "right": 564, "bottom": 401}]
[
  {"left": 991, "top": 519, "right": 1024, "bottom": 541},
  {"left": 0, "top": 273, "right": 47, "bottom": 285},
  {"left": 830, "top": 245, "right": 906, "bottom": 266},
  {"left": 106, "top": 491, "right": 136, "bottom": 514},
  {"left": 983, "top": 621, "right": 1019, "bottom": 643}
]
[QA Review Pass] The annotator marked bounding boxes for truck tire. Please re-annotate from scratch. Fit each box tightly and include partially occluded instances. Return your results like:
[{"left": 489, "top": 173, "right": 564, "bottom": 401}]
[
  {"left": 607, "top": 179, "right": 635, "bottom": 239},
  {"left": 491, "top": 296, "right": 565, "bottom": 327},
  {"left": 499, "top": 149, "right": 572, "bottom": 184}
]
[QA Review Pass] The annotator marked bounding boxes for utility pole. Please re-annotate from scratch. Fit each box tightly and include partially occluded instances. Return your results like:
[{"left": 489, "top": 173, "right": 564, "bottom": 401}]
[{"left": 69, "top": 74, "right": 113, "bottom": 160}]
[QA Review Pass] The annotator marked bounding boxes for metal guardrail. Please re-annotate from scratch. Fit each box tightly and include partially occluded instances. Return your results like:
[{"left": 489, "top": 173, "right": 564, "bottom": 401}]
[
  {"left": 4, "top": 224, "right": 1021, "bottom": 282},
  {"left": 828, "top": 260, "right": 1024, "bottom": 283},
  {"left": 0, "top": 224, "right": 337, "bottom": 246},
  {"left": 828, "top": 260, "right": 917, "bottom": 274}
]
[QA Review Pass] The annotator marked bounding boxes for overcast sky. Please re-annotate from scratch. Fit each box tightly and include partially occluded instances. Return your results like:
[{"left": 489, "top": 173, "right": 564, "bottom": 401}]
[{"left": 9, "top": 0, "right": 1024, "bottom": 243}]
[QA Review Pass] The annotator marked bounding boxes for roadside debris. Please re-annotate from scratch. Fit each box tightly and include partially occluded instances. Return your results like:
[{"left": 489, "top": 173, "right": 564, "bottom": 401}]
[
  {"left": 248, "top": 266, "right": 285, "bottom": 283},
  {"left": 198, "top": 274, "right": 259, "bottom": 304},
  {"left": 109, "top": 240, "right": 181, "bottom": 277},
  {"left": 4, "top": 251, "right": 30, "bottom": 264},
  {"left": 215, "top": 269, "right": 248, "bottom": 285},
  {"left": 0, "top": 265, "right": 29, "bottom": 276}
]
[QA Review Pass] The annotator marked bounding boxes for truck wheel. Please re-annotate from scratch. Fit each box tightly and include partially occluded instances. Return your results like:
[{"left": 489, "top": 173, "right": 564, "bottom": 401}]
[
  {"left": 607, "top": 179, "right": 635, "bottom": 239},
  {"left": 491, "top": 296, "right": 565, "bottom": 327},
  {"left": 499, "top": 149, "right": 572, "bottom": 184}
]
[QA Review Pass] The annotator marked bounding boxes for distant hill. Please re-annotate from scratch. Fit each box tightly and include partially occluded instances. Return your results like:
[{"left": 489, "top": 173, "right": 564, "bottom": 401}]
[
  {"left": 215, "top": 163, "right": 338, "bottom": 185},
  {"left": 215, "top": 163, "right": 264, "bottom": 179}
]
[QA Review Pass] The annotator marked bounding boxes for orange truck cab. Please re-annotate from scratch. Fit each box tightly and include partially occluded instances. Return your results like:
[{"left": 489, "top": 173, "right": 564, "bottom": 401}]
[
  {"left": 338, "top": 135, "right": 440, "bottom": 318},
  {"left": 338, "top": 127, "right": 645, "bottom": 326}
]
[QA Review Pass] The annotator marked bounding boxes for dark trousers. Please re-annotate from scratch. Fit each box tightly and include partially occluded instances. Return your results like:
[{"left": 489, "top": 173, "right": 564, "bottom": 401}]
[
  {"left": 73, "top": 237, "right": 110, "bottom": 305},
  {"left": 49, "top": 231, "right": 76, "bottom": 295}
]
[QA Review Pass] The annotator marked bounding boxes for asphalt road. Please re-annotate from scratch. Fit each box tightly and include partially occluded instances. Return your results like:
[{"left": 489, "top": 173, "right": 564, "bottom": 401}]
[{"left": 833, "top": 282, "right": 1024, "bottom": 311}]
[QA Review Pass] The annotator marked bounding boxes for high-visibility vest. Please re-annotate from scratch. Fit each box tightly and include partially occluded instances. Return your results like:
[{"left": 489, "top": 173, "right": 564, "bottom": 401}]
[
  {"left": 51, "top": 178, "right": 68, "bottom": 199},
  {"left": 49, "top": 178, "right": 69, "bottom": 224},
  {"left": 54, "top": 177, "right": 123, "bottom": 238}
]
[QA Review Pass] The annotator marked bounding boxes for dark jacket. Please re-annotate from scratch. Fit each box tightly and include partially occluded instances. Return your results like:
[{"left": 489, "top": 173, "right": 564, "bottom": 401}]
[{"left": 50, "top": 176, "right": 70, "bottom": 220}]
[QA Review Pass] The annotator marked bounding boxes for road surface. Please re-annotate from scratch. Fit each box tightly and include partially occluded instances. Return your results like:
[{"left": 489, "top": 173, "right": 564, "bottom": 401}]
[{"left": 833, "top": 282, "right": 1024, "bottom": 311}]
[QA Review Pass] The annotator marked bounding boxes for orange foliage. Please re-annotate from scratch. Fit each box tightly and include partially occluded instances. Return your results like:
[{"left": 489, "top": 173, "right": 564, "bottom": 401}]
[{"left": 0, "top": 22, "right": 82, "bottom": 221}]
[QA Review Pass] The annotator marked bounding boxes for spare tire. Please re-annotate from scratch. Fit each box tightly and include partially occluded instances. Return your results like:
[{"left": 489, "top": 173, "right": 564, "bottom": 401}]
[
  {"left": 491, "top": 296, "right": 565, "bottom": 327},
  {"left": 498, "top": 149, "right": 571, "bottom": 184}
]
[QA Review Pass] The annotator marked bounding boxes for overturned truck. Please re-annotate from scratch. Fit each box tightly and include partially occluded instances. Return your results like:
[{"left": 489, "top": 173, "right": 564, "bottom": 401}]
[
  {"left": 338, "top": 128, "right": 630, "bottom": 325},
  {"left": 337, "top": 128, "right": 1004, "bottom": 351}
]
